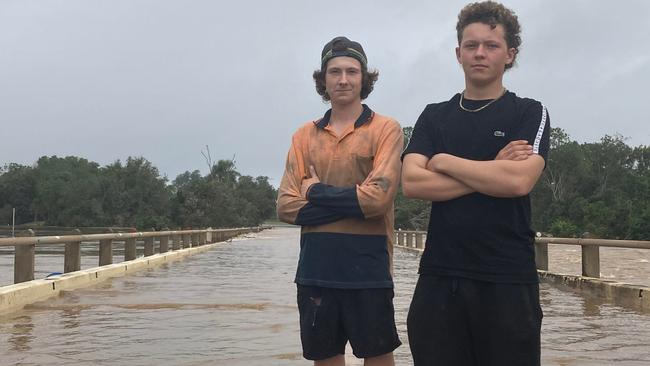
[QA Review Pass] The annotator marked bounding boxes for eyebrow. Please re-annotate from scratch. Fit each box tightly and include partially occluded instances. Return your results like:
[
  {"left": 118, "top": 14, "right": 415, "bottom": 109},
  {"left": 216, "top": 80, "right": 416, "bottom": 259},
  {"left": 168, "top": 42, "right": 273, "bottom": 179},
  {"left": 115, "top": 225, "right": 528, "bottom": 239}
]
[
  {"left": 462, "top": 39, "right": 503, "bottom": 44},
  {"left": 328, "top": 66, "right": 361, "bottom": 71}
]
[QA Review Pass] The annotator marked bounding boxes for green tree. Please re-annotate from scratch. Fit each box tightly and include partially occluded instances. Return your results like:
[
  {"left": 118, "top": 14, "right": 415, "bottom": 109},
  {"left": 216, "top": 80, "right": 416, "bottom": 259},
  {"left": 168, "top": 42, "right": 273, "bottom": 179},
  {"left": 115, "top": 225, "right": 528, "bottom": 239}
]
[
  {"left": 32, "top": 156, "right": 103, "bottom": 226},
  {"left": 399, "top": 126, "right": 650, "bottom": 240},
  {"left": 548, "top": 218, "right": 579, "bottom": 237},
  {"left": 402, "top": 126, "right": 413, "bottom": 149},
  {"left": 393, "top": 126, "right": 431, "bottom": 230},
  {"left": 394, "top": 188, "right": 430, "bottom": 230},
  {"left": 0, "top": 164, "right": 37, "bottom": 225},
  {"left": 530, "top": 130, "right": 649, "bottom": 239},
  {"left": 170, "top": 160, "right": 277, "bottom": 228},
  {"left": 100, "top": 157, "right": 171, "bottom": 229}
]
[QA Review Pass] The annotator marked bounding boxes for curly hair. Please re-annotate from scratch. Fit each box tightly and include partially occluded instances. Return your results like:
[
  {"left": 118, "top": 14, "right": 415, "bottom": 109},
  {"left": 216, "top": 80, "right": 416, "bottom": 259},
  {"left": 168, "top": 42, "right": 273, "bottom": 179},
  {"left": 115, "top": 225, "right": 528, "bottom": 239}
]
[
  {"left": 312, "top": 65, "right": 379, "bottom": 102},
  {"left": 456, "top": 1, "right": 521, "bottom": 70}
]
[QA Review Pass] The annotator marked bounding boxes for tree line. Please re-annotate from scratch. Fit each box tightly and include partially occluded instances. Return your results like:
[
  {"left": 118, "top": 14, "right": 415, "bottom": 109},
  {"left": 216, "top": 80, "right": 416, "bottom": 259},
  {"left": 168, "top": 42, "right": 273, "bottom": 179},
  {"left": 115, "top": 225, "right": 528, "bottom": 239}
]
[
  {"left": 0, "top": 156, "right": 277, "bottom": 230},
  {"left": 3, "top": 128, "right": 648, "bottom": 240},
  {"left": 395, "top": 127, "right": 650, "bottom": 241}
]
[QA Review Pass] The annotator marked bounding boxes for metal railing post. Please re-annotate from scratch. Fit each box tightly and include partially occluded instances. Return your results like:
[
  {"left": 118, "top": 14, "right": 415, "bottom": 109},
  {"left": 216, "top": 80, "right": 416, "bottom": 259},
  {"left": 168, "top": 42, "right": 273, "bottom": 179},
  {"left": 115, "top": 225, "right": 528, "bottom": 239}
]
[
  {"left": 144, "top": 236, "right": 154, "bottom": 257},
  {"left": 160, "top": 236, "right": 169, "bottom": 253},
  {"left": 14, "top": 230, "right": 35, "bottom": 284},
  {"left": 535, "top": 242, "right": 548, "bottom": 271},
  {"left": 125, "top": 238, "right": 137, "bottom": 261},
  {"left": 99, "top": 239, "right": 113, "bottom": 266},
  {"left": 582, "top": 245, "right": 600, "bottom": 278},
  {"left": 172, "top": 234, "right": 181, "bottom": 250},
  {"left": 183, "top": 233, "right": 191, "bottom": 248},
  {"left": 64, "top": 241, "right": 81, "bottom": 273},
  {"left": 144, "top": 237, "right": 154, "bottom": 256},
  {"left": 415, "top": 233, "right": 424, "bottom": 249}
]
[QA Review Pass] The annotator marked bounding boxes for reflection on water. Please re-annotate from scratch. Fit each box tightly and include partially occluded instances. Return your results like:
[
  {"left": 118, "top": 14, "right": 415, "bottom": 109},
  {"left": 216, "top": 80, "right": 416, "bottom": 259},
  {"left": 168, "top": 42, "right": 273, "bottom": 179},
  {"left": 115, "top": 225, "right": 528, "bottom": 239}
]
[
  {"left": 541, "top": 283, "right": 650, "bottom": 365},
  {"left": 0, "top": 228, "right": 649, "bottom": 365},
  {"left": 7, "top": 315, "right": 34, "bottom": 352},
  {"left": 25, "top": 302, "right": 293, "bottom": 312}
]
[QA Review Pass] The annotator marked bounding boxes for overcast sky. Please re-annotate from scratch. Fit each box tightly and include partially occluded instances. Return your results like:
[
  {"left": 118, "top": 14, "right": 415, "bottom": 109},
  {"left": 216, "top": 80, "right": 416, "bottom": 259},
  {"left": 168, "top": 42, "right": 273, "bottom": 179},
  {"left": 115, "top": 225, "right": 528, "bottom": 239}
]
[{"left": 1, "top": 0, "right": 649, "bottom": 186}]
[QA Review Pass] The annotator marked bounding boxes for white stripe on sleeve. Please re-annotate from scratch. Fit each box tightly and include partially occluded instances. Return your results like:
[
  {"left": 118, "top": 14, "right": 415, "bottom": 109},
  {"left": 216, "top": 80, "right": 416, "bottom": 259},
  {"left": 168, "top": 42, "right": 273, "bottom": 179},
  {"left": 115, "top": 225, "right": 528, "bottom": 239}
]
[{"left": 532, "top": 104, "right": 547, "bottom": 154}]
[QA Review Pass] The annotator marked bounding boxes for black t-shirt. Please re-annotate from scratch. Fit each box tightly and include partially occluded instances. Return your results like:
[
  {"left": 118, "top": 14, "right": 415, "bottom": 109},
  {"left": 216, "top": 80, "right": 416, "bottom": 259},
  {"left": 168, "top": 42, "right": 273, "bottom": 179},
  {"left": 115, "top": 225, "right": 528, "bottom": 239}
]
[{"left": 402, "top": 91, "right": 550, "bottom": 283}]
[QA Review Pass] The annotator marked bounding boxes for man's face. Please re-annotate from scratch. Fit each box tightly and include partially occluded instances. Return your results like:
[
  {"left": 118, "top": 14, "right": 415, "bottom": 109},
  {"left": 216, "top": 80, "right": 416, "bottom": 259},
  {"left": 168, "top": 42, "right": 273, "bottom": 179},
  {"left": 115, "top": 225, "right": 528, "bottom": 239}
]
[
  {"left": 455, "top": 22, "right": 515, "bottom": 87},
  {"left": 324, "top": 56, "right": 363, "bottom": 106}
]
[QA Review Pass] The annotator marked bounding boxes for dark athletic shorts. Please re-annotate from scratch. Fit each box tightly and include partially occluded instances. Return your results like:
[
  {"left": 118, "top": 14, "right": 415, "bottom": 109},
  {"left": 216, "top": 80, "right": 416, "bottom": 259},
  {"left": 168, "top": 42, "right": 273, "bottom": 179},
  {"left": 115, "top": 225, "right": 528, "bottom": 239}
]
[
  {"left": 407, "top": 275, "right": 543, "bottom": 366},
  {"left": 296, "top": 284, "right": 401, "bottom": 361}
]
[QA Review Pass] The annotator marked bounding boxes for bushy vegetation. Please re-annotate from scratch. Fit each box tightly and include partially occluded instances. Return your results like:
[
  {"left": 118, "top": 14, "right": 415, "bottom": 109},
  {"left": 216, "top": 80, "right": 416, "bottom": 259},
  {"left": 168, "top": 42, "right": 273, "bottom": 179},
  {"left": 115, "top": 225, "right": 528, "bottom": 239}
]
[
  {"left": 0, "top": 156, "right": 276, "bottom": 230},
  {"left": 4, "top": 126, "right": 648, "bottom": 241},
  {"left": 395, "top": 127, "right": 650, "bottom": 240}
]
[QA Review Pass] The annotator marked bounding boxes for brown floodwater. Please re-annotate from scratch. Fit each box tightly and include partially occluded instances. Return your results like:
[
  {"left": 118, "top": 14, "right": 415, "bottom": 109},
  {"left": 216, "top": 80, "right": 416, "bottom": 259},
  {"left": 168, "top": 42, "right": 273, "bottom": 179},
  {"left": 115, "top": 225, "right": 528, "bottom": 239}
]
[{"left": 0, "top": 227, "right": 649, "bottom": 365}]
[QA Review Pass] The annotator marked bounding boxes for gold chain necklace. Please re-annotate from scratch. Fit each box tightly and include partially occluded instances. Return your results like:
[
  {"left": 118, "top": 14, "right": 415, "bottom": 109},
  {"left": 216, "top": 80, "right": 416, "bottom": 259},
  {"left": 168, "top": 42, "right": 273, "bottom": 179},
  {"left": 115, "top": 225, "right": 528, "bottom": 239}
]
[{"left": 459, "top": 88, "right": 507, "bottom": 113}]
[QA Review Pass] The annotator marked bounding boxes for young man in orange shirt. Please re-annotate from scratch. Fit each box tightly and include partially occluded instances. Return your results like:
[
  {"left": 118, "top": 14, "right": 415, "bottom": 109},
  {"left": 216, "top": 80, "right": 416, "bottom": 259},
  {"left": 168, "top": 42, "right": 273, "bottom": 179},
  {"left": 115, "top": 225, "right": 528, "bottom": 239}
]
[{"left": 277, "top": 36, "right": 403, "bottom": 366}]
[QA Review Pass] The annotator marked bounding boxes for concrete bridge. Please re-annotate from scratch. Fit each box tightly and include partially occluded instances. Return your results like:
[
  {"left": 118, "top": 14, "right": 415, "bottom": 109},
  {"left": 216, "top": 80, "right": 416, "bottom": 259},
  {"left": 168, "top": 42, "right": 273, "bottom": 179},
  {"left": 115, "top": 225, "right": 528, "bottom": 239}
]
[{"left": 1, "top": 227, "right": 649, "bottom": 365}]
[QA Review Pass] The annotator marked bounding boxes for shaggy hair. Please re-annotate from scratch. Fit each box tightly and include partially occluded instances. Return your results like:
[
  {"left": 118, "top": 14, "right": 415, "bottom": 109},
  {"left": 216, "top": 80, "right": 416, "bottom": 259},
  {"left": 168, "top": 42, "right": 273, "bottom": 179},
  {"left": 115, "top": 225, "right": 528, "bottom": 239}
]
[{"left": 312, "top": 65, "right": 379, "bottom": 102}]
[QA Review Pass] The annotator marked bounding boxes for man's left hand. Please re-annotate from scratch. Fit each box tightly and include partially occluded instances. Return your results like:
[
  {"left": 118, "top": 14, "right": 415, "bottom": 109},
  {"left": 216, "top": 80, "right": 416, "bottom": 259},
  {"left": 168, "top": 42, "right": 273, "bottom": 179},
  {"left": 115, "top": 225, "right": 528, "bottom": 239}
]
[
  {"left": 301, "top": 165, "right": 320, "bottom": 199},
  {"left": 426, "top": 153, "right": 452, "bottom": 173}
]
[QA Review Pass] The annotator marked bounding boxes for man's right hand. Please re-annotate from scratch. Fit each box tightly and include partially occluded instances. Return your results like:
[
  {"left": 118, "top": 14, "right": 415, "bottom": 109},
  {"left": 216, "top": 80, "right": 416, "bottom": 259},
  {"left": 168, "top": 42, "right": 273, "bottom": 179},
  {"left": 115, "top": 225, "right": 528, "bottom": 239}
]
[{"left": 495, "top": 140, "right": 533, "bottom": 161}]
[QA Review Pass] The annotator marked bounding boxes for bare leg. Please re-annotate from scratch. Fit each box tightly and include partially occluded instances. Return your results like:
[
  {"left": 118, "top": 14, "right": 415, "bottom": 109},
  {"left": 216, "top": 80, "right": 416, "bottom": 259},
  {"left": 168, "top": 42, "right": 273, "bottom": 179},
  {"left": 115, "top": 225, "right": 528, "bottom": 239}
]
[
  {"left": 315, "top": 354, "right": 345, "bottom": 366},
  {"left": 364, "top": 352, "right": 395, "bottom": 366}
]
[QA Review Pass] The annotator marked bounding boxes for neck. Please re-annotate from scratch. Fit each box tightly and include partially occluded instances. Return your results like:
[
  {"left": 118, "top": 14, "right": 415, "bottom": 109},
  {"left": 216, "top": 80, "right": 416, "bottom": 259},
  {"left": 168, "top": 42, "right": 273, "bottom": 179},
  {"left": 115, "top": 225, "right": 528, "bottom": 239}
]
[
  {"left": 330, "top": 101, "right": 364, "bottom": 126},
  {"left": 463, "top": 79, "right": 505, "bottom": 100}
]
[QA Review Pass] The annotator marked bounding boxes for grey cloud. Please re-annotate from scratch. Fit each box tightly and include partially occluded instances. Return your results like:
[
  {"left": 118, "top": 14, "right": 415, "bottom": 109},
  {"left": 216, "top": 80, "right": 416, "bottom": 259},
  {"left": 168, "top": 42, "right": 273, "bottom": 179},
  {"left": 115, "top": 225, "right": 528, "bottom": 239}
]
[{"left": 1, "top": 0, "right": 648, "bottom": 186}]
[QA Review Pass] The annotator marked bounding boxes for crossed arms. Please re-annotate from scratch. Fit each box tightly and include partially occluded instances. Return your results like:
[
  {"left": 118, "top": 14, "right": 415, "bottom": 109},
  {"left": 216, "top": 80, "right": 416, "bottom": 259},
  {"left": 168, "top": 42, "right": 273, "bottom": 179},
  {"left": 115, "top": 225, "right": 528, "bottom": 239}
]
[
  {"left": 401, "top": 140, "right": 546, "bottom": 201},
  {"left": 277, "top": 122, "right": 403, "bottom": 226}
]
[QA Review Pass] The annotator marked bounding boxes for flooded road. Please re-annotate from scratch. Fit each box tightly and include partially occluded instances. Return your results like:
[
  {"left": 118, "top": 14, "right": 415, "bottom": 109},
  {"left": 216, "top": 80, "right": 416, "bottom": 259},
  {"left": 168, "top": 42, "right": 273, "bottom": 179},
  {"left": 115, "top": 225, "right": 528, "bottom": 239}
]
[
  {"left": 1, "top": 227, "right": 649, "bottom": 365},
  {"left": 547, "top": 244, "right": 650, "bottom": 287}
]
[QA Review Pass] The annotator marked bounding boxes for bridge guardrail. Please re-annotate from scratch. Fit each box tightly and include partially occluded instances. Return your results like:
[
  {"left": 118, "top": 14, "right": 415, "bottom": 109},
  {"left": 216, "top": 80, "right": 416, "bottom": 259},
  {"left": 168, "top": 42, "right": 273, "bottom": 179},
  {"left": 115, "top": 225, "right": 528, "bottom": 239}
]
[
  {"left": 0, "top": 226, "right": 268, "bottom": 284},
  {"left": 393, "top": 230, "right": 650, "bottom": 279}
]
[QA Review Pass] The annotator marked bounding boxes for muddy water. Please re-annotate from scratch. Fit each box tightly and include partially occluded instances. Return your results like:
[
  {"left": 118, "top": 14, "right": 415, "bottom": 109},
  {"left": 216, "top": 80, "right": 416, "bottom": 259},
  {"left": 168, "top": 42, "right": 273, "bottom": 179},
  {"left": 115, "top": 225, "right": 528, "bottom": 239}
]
[
  {"left": 547, "top": 244, "right": 650, "bottom": 287},
  {"left": 1, "top": 227, "right": 649, "bottom": 365}
]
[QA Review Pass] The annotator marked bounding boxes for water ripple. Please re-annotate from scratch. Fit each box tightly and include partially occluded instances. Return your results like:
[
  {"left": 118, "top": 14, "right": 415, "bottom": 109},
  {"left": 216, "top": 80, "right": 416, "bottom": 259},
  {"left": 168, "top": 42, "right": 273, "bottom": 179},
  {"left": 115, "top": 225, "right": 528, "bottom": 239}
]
[{"left": 1, "top": 227, "right": 649, "bottom": 366}]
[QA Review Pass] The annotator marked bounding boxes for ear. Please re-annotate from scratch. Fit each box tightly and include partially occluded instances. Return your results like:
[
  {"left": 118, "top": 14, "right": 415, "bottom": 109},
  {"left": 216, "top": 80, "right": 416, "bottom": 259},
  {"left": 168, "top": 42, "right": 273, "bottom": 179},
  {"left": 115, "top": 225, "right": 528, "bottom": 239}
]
[
  {"left": 455, "top": 46, "right": 461, "bottom": 64},
  {"left": 506, "top": 47, "right": 516, "bottom": 65}
]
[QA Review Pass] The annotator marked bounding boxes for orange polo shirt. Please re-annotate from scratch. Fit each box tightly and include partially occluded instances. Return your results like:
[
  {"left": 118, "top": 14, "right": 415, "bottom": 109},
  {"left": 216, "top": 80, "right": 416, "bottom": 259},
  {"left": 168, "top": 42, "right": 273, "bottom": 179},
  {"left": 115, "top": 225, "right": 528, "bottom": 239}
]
[{"left": 277, "top": 105, "right": 403, "bottom": 289}]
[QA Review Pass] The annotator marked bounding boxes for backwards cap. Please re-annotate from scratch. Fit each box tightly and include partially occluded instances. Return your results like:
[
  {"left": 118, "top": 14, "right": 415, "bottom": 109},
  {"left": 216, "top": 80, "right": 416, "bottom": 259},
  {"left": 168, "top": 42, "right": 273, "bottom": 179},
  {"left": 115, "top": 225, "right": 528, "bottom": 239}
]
[{"left": 320, "top": 36, "right": 367, "bottom": 70}]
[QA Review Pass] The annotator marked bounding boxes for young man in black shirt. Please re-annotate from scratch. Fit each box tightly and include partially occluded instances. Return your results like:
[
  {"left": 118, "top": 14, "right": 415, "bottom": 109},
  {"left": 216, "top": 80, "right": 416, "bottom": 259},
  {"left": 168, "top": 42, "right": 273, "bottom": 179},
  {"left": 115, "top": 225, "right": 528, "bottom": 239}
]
[{"left": 401, "top": 2, "right": 550, "bottom": 365}]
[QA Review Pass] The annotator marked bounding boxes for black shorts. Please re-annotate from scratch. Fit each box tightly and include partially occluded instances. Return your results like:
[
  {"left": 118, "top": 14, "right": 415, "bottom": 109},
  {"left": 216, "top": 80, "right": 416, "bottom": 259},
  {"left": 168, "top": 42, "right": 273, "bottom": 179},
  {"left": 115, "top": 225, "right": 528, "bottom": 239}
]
[
  {"left": 407, "top": 275, "right": 543, "bottom": 366},
  {"left": 296, "top": 284, "right": 401, "bottom": 360}
]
